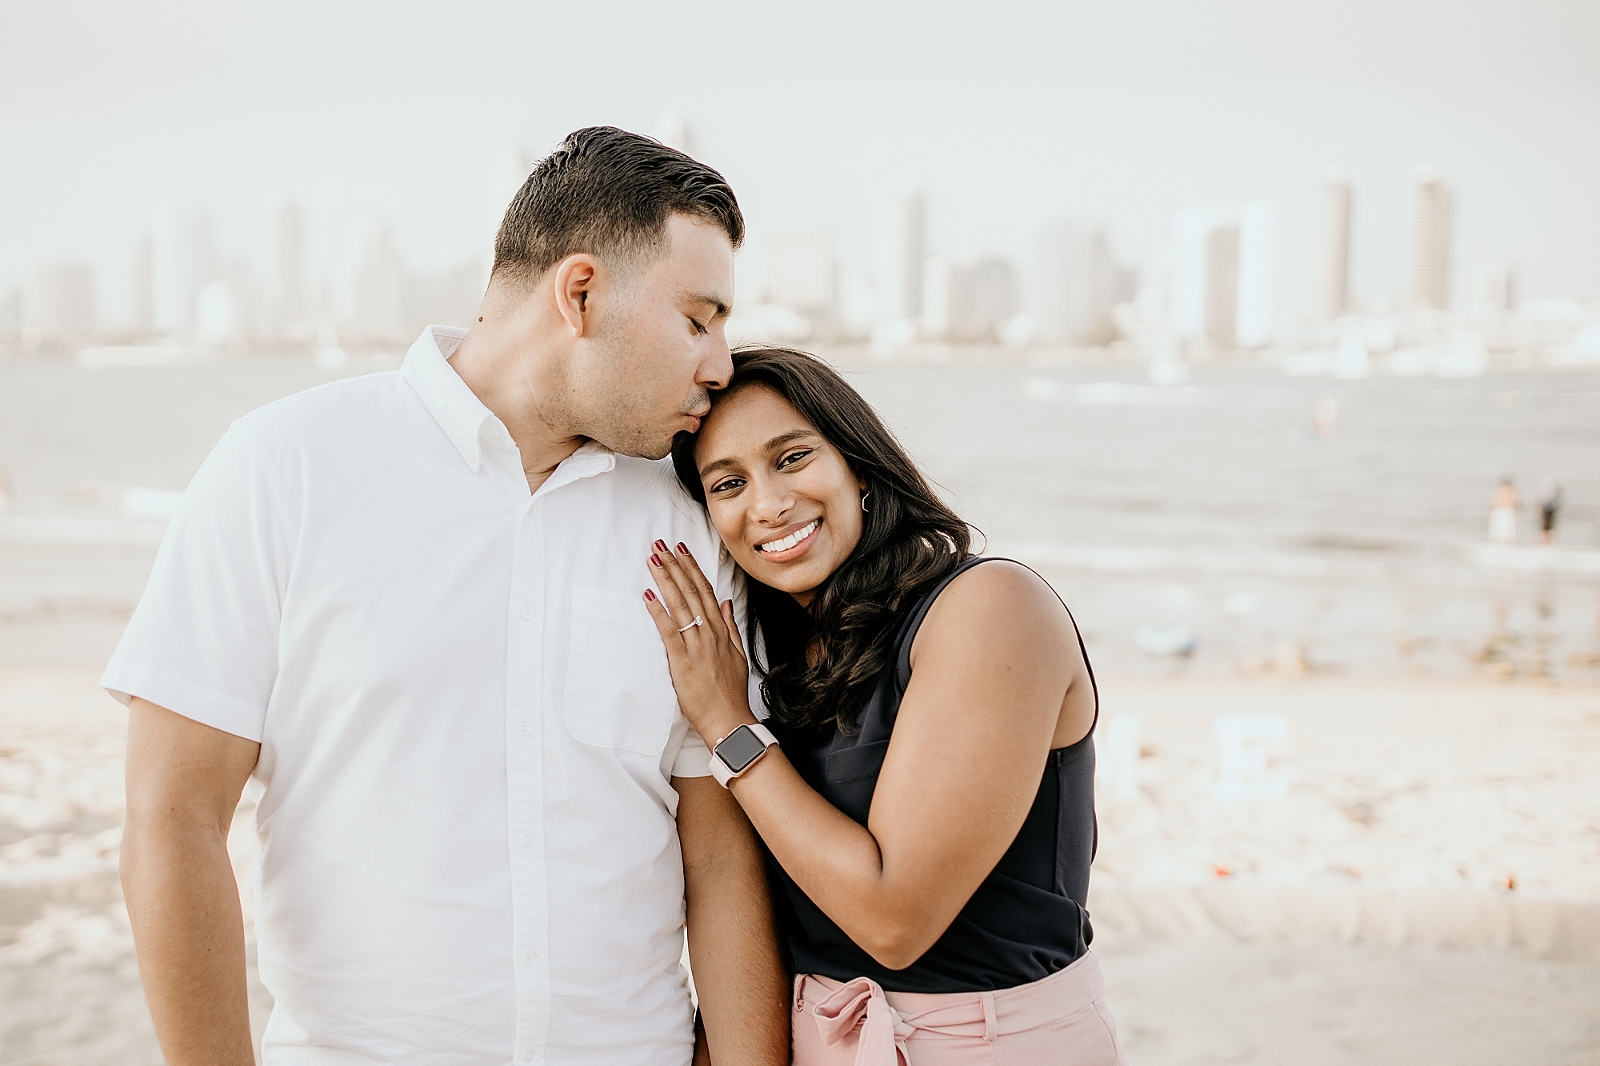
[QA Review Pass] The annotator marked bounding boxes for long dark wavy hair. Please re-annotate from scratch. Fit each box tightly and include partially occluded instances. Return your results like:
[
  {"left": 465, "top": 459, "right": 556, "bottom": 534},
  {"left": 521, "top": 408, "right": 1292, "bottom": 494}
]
[{"left": 671, "top": 347, "right": 972, "bottom": 735}]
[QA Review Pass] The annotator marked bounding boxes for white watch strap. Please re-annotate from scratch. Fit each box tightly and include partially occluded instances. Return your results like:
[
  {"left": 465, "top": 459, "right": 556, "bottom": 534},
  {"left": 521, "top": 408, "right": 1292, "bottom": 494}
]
[{"left": 710, "top": 722, "right": 778, "bottom": 788}]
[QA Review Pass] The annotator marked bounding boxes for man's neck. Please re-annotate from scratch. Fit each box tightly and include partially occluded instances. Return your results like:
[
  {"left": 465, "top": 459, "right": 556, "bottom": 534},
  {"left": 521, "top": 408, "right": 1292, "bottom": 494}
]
[{"left": 448, "top": 324, "right": 584, "bottom": 495}]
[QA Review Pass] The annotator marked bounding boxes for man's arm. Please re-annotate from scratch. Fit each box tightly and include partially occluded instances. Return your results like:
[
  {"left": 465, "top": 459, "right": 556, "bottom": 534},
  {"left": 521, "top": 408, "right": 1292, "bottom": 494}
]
[
  {"left": 122, "top": 697, "right": 261, "bottom": 1066},
  {"left": 675, "top": 775, "right": 790, "bottom": 1066}
]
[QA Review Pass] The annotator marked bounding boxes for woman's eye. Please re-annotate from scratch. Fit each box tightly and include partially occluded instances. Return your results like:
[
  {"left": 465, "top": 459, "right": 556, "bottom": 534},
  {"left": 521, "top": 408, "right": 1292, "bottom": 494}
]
[
  {"left": 777, "top": 449, "right": 812, "bottom": 469},
  {"left": 709, "top": 477, "right": 744, "bottom": 495},
  {"left": 690, "top": 318, "right": 708, "bottom": 335}
]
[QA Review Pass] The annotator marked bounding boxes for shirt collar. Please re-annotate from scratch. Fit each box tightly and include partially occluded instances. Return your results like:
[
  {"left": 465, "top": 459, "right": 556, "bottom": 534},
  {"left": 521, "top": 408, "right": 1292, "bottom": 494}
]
[
  {"left": 401, "top": 326, "right": 496, "bottom": 472},
  {"left": 399, "top": 326, "right": 618, "bottom": 487},
  {"left": 534, "top": 439, "right": 617, "bottom": 501}
]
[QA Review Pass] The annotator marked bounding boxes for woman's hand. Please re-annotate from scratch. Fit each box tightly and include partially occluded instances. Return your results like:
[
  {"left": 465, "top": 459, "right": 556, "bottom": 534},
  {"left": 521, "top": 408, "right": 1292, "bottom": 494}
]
[{"left": 643, "top": 540, "right": 757, "bottom": 746}]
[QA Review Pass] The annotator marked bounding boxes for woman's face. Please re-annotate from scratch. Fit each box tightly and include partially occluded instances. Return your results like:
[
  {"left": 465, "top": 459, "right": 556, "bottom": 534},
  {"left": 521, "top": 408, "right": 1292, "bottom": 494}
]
[{"left": 692, "top": 384, "right": 866, "bottom": 606}]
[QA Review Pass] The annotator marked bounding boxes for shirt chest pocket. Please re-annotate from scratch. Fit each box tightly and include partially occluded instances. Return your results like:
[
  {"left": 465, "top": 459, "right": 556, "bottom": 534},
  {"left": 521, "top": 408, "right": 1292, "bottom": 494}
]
[{"left": 563, "top": 586, "right": 677, "bottom": 756}]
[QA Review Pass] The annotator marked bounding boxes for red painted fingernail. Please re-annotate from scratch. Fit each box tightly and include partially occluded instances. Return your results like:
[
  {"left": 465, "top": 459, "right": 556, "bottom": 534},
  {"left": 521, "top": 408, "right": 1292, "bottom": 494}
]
[
  {"left": 644, "top": 589, "right": 656, "bottom": 601},
  {"left": 650, "top": 553, "right": 663, "bottom": 567},
  {"left": 676, "top": 542, "right": 689, "bottom": 554},
  {"left": 654, "top": 539, "right": 668, "bottom": 552}
]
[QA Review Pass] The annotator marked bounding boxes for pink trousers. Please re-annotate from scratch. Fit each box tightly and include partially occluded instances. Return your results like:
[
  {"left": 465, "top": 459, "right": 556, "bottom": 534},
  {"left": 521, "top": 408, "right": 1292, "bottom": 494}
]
[{"left": 790, "top": 952, "right": 1127, "bottom": 1066}]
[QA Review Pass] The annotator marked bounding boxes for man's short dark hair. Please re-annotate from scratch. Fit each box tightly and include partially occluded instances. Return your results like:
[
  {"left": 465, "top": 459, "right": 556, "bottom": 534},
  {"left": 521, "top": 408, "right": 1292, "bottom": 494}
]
[{"left": 491, "top": 126, "right": 744, "bottom": 285}]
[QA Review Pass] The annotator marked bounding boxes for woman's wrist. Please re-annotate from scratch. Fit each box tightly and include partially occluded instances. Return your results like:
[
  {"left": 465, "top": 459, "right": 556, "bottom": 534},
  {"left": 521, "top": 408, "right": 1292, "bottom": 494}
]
[{"left": 698, "top": 704, "right": 760, "bottom": 748}]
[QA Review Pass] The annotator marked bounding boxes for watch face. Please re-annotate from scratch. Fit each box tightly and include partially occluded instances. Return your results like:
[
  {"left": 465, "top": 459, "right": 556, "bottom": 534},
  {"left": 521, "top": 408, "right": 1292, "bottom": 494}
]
[{"left": 716, "top": 725, "right": 768, "bottom": 774}]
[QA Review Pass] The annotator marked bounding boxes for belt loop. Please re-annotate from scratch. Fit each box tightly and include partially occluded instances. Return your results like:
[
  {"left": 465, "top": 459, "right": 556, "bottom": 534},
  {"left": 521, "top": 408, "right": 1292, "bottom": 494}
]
[{"left": 981, "top": 991, "right": 997, "bottom": 1043}]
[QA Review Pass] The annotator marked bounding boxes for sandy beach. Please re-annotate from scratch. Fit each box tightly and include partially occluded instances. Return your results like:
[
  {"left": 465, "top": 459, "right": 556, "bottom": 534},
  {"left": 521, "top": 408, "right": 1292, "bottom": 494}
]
[
  {"left": 3, "top": 666, "right": 1596, "bottom": 1065},
  {"left": 0, "top": 668, "right": 272, "bottom": 1065},
  {"left": 2, "top": 356, "right": 1598, "bottom": 1062},
  {"left": 1089, "top": 677, "right": 1600, "bottom": 1065}
]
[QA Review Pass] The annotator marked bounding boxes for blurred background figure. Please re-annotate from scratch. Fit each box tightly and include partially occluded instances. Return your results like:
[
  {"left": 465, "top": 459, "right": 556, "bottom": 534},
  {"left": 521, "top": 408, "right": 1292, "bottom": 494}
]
[
  {"left": 1488, "top": 476, "right": 1519, "bottom": 545},
  {"left": 1537, "top": 478, "right": 1562, "bottom": 545},
  {"left": 1311, "top": 396, "right": 1338, "bottom": 438}
]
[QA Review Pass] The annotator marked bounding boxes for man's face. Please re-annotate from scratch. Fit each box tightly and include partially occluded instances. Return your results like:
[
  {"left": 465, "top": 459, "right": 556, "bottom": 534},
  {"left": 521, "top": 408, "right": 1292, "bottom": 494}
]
[{"left": 570, "top": 214, "right": 735, "bottom": 459}]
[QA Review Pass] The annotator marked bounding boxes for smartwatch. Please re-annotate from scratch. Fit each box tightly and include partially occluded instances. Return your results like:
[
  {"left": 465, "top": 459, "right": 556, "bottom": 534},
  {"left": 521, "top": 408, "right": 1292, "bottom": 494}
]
[{"left": 710, "top": 723, "right": 778, "bottom": 788}]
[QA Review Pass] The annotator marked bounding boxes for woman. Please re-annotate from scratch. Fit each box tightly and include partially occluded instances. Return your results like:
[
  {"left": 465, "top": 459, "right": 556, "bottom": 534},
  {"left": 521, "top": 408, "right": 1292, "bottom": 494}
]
[
  {"left": 642, "top": 348, "right": 1124, "bottom": 1065},
  {"left": 1488, "top": 477, "right": 1519, "bottom": 545}
]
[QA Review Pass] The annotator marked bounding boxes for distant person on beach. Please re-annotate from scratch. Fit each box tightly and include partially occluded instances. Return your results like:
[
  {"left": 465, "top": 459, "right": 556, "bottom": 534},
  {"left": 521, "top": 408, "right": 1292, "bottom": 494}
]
[
  {"left": 1488, "top": 476, "right": 1519, "bottom": 545},
  {"left": 105, "top": 129, "right": 788, "bottom": 1066},
  {"left": 1312, "top": 396, "right": 1338, "bottom": 438},
  {"left": 640, "top": 349, "right": 1127, "bottom": 1064},
  {"left": 1538, "top": 478, "right": 1562, "bottom": 545}
]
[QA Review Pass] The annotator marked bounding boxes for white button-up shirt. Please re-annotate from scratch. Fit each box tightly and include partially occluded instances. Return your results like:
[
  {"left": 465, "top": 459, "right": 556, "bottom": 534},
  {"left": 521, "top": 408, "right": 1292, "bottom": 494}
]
[{"left": 103, "top": 326, "right": 741, "bottom": 1065}]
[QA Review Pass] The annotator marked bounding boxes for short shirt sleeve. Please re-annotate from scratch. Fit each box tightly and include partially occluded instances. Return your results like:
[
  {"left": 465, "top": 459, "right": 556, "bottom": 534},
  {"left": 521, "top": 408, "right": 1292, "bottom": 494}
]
[
  {"left": 101, "top": 421, "right": 291, "bottom": 742},
  {"left": 670, "top": 726, "right": 714, "bottom": 778}
]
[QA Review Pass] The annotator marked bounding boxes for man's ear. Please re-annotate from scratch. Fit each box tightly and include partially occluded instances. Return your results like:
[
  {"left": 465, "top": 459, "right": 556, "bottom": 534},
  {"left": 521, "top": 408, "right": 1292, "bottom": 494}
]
[{"left": 551, "top": 254, "right": 603, "bottom": 338}]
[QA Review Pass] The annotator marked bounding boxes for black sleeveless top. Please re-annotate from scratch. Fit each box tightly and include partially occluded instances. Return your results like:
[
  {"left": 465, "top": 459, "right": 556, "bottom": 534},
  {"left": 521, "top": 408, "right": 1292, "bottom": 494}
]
[{"left": 766, "top": 557, "right": 1099, "bottom": 993}]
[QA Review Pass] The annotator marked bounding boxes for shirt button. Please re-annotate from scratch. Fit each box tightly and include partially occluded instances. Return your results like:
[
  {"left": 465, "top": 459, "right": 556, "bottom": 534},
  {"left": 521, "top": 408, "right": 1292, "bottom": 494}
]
[
  {"left": 518, "top": 721, "right": 531, "bottom": 735},
  {"left": 523, "top": 1053, "right": 534, "bottom": 1063},
  {"left": 525, "top": 947, "right": 537, "bottom": 962},
  {"left": 520, "top": 607, "right": 533, "bottom": 621},
  {"left": 522, "top": 835, "right": 533, "bottom": 850}
]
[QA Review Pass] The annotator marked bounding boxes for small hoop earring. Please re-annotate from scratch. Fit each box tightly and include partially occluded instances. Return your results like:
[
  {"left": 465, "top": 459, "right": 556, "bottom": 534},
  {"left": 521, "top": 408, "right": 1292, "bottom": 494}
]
[{"left": 860, "top": 490, "right": 871, "bottom": 512}]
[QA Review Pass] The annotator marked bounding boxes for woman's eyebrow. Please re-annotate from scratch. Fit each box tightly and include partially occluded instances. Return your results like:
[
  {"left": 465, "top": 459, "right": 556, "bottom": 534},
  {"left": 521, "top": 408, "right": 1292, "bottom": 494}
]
[
  {"left": 698, "top": 430, "right": 817, "bottom": 478},
  {"left": 761, "top": 429, "right": 815, "bottom": 452},
  {"left": 699, "top": 456, "right": 741, "bottom": 478}
]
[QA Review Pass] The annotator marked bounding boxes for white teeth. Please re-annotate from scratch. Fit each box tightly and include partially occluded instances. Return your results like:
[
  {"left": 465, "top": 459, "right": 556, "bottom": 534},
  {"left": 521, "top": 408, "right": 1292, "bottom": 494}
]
[{"left": 758, "top": 519, "right": 818, "bottom": 554}]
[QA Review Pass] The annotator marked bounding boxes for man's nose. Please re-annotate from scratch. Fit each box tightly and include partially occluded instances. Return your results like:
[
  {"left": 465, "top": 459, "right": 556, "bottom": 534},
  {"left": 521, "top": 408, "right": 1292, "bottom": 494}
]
[{"left": 697, "top": 335, "right": 733, "bottom": 391}]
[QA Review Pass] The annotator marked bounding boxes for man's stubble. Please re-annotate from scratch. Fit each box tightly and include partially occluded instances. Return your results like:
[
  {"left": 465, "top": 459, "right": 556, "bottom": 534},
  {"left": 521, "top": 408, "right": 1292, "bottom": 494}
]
[{"left": 549, "top": 303, "right": 705, "bottom": 461}]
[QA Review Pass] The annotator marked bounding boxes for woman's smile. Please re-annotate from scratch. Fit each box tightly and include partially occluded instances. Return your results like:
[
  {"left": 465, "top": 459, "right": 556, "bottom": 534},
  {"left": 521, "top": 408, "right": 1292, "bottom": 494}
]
[{"left": 754, "top": 518, "right": 822, "bottom": 561}]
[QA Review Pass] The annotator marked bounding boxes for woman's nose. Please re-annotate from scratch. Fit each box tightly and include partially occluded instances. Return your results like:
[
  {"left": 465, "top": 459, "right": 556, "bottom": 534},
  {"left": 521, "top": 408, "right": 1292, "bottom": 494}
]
[{"left": 748, "top": 478, "right": 792, "bottom": 524}]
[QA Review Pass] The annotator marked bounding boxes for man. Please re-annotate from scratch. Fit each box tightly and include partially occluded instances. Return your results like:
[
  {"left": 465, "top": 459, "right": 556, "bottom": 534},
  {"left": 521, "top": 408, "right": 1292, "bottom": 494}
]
[{"left": 108, "top": 127, "right": 790, "bottom": 1065}]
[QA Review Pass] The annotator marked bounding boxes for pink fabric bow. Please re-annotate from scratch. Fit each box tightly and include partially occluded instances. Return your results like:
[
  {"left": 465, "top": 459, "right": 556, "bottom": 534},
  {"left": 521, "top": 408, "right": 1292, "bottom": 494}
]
[{"left": 810, "top": 976, "right": 917, "bottom": 1066}]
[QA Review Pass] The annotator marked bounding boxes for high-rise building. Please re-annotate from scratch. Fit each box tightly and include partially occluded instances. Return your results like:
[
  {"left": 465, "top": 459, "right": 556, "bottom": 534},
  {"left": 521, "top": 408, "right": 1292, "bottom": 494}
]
[
  {"left": 1201, "top": 222, "right": 1240, "bottom": 349},
  {"left": 920, "top": 256, "right": 954, "bottom": 337},
  {"left": 960, "top": 256, "right": 1020, "bottom": 332},
  {"left": 0, "top": 285, "right": 21, "bottom": 337},
  {"left": 131, "top": 234, "right": 155, "bottom": 336},
  {"left": 921, "top": 255, "right": 1019, "bottom": 340},
  {"left": 1321, "top": 178, "right": 1352, "bottom": 318},
  {"left": 1171, "top": 203, "right": 1277, "bottom": 351},
  {"left": 270, "top": 201, "right": 309, "bottom": 339},
  {"left": 336, "top": 212, "right": 405, "bottom": 341},
  {"left": 1413, "top": 170, "right": 1452, "bottom": 311},
  {"left": 1172, "top": 208, "right": 1224, "bottom": 348},
  {"left": 197, "top": 278, "right": 246, "bottom": 345},
  {"left": 1115, "top": 266, "right": 1140, "bottom": 305},
  {"left": 1033, "top": 218, "right": 1115, "bottom": 345},
  {"left": 762, "top": 225, "right": 836, "bottom": 320},
  {"left": 1472, "top": 260, "right": 1515, "bottom": 319},
  {"left": 654, "top": 111, "right": 693, "bottom": 155},
  {"left": 482, "top": 143, "right": 535, "bottom": 287},
  {"left": 1234, "top": 201, "right": 1278, "bottom": 349},
  {"left": 154, "top": 207, "right": 215, "bottom": 334},
  {"left": 405, "top": 263, "right": 484, "bottom": 337},
  {"left": 881, "top": 188, "right": 927, "bottom": 323},
  {"left": 28, "top": 261, "right": 96, "bottom": 341}
]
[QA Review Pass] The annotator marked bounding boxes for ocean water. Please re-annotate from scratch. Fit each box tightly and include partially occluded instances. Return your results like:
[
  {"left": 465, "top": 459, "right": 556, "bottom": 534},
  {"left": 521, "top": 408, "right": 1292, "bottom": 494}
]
[{"left": 2, "top": 350, "right": 1598, "bottom": 678}]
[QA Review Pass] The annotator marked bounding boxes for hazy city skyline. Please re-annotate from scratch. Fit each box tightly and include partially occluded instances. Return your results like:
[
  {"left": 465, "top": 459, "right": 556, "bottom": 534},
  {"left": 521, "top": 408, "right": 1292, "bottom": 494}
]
[{"left": 3, "top": 0, "right": 1597, "bottom": 340}]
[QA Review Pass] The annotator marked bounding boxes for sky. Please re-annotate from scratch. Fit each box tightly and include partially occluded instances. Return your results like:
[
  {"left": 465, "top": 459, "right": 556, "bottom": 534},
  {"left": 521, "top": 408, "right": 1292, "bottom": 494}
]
[{"left": 2, "top": 0, "right": 1597, "bottom": 323}]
